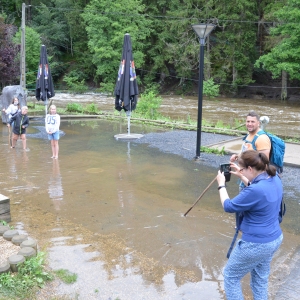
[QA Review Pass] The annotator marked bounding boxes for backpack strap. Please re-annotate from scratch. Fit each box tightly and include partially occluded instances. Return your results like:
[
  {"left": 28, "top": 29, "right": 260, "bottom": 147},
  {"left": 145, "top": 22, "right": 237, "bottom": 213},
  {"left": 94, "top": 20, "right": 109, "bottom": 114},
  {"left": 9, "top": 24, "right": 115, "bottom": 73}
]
[{"left": 242, "top": 130, "right": 266, "bottom": 151}]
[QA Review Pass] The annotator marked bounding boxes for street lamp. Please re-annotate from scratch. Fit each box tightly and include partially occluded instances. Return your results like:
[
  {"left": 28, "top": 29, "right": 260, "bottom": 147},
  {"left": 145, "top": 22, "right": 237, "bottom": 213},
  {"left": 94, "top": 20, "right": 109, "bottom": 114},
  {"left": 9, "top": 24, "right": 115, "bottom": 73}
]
[{"left": 192, "top": 23, "right": 215, "bottom": 159}]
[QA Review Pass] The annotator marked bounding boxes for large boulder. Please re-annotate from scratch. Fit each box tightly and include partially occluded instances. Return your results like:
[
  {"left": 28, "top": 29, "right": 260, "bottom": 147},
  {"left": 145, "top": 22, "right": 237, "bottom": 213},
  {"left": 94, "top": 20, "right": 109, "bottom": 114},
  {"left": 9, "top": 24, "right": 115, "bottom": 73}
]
[{"left": 1, "top": 85, "right": 27, "bottom": 124}]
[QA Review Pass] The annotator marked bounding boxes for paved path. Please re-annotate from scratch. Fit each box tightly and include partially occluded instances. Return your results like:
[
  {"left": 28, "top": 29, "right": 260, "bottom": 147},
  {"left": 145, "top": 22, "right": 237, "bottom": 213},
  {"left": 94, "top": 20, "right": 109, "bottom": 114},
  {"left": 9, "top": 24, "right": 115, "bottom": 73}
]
[
  {"left": 207, "top": 137, "right": 300, "bottom": 167},
  {"left": 273, "top": 245, "right": 300, "bottom": 300}
]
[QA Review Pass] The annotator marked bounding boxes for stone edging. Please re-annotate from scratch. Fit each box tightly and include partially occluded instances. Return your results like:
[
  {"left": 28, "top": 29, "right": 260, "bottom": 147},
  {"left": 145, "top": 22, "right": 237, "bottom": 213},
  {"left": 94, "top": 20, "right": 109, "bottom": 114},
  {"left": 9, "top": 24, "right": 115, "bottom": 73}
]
[{"left": 0, "top": 226, "right": 37, "bottom": 274}]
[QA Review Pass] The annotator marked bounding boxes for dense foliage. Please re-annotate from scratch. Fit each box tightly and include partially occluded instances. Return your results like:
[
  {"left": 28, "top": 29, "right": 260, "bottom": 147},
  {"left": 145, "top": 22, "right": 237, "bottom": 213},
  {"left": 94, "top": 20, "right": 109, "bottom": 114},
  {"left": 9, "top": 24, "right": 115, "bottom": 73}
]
[
  {"left": 0, "top": 0, "right": 299, "bottom": 99},
  {"left": 13, "top": 26, "right": 42, "bottom": 86},
  {"left": 256, "top": 0, "right": 300, "bottom": 81},
  {"left": 0, "top": 15, "right": 19, "bottom": 89}
]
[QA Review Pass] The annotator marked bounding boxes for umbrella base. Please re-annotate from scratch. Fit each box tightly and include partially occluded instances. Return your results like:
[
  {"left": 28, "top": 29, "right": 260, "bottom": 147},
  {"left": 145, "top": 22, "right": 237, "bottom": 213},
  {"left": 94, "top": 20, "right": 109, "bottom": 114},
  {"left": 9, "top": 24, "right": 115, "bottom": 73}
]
[{"left": 114, "top": 133, "right": 144, "bottom": 140}]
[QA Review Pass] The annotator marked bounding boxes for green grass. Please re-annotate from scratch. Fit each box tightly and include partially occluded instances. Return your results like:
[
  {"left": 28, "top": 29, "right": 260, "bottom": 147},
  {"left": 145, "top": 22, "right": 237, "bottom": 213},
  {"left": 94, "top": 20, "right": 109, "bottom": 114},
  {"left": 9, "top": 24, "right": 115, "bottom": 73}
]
[
  {"left": 285, "top": 137, "right": 300, "bottom": 143},
  {"left": 201, "top": 146, "right": 227, "bottom": 155},
  {"left": 54, "top": 269, "right": 77, "bottom": 284},
  {"left": 0, "top": 252, "right": 53, "bottom": 299}
]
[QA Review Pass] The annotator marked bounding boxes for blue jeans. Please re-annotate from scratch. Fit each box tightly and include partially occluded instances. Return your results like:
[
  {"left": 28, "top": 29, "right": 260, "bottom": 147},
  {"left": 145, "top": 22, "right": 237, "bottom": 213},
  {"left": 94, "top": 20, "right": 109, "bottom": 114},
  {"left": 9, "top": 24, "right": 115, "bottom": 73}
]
[{"left": 224, "top": 234, "right": 283, "bottom": 300}]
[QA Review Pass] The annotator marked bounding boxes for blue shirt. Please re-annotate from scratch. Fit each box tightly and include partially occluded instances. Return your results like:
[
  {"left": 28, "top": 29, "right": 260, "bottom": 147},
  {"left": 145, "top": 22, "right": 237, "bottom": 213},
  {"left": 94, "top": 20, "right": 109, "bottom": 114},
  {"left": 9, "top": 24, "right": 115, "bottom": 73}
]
[{"left": 224, "top": 172, "right": 283, "bottom": 243}]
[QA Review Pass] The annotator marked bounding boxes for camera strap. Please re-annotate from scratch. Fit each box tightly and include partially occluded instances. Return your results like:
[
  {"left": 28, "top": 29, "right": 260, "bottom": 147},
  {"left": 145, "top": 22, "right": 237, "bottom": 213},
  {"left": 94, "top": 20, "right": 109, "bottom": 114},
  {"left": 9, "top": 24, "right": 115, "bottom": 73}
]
[{"left": 226, "top": 227, "right": 239, "bottom": 259}]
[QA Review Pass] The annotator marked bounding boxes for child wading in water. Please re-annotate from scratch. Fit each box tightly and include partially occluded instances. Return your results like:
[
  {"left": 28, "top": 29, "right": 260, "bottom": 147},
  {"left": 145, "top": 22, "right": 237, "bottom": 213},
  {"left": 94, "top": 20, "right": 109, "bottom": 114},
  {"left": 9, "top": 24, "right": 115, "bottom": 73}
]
[
  {"left": 45, "top": 105, "right": 60, "bottom": 159},
  {"left": 2, "top": 97, "right": 21, "bottom": 124},
  {"left": 8, "top": 106, "right": 29, "bottom": 150}
]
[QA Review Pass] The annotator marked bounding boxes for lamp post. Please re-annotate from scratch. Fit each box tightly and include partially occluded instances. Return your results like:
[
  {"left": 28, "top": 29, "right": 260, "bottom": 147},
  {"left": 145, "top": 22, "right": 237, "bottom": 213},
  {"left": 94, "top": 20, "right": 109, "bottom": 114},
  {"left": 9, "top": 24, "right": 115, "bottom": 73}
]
[{"left": 192, "top": 23, "right": 215, "bottom": 159}]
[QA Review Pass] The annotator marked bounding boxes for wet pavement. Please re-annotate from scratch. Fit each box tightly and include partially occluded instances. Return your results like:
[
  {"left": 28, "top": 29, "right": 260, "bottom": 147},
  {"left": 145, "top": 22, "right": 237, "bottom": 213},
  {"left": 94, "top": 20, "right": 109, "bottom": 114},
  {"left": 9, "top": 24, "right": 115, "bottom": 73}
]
[
  {"left": 207, "top": 137, "right": 300, "bottom": 167},
  {"left": 1, "top": 118, "right": 300, "bottom": 300}
]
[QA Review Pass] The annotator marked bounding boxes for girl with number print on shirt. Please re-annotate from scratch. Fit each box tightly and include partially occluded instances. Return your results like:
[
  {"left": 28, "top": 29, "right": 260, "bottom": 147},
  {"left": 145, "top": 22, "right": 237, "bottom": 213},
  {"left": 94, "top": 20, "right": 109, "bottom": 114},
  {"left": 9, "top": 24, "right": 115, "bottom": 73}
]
[{"left": 45, "top": 105, "right": 60, "bottom": 159}]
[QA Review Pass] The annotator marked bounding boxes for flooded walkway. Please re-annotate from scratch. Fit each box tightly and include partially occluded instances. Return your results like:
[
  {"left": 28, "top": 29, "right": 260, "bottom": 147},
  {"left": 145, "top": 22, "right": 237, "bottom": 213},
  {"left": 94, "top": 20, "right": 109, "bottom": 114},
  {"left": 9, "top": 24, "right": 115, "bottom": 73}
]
[{"left": 1, "top": 119, "right": 300, "bottom": 299}]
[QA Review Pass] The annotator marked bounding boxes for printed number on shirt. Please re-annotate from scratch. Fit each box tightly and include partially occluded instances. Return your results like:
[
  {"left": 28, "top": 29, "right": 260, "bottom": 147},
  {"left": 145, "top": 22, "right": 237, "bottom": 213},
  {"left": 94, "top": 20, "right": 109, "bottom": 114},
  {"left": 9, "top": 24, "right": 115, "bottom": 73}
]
[{"left": 47, "top": 115, "right": 56, "bottom": 124}]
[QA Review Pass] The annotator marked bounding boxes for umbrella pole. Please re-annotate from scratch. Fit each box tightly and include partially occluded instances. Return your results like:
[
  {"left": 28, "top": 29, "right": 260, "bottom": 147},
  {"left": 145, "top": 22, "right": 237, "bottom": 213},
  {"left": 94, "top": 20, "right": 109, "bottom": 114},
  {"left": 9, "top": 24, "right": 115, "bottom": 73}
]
[
  {"left": 128, "top": 100, "right": 132, "bottom": 135},
  {"left": 126, "top": 110, "right": 131, "bottom": 135},
  {"left": 45, "top": 95, "right": 48, "bottom": 115}
]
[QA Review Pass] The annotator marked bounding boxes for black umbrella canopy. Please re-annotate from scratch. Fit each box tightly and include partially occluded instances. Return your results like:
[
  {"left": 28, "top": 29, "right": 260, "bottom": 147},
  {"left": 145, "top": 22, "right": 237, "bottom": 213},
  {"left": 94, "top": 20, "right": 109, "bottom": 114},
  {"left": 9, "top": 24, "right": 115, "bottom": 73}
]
[
  {"left": 114, "top": 34, "right": 139, "bottom": 112},
  {"left": 35, "top": 45, "right": 55, "bottom": 101}
]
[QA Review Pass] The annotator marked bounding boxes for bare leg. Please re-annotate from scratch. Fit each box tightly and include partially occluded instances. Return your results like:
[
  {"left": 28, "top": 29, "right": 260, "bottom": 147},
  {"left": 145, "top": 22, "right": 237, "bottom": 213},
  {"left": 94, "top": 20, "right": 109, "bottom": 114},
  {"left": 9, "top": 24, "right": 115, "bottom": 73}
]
[
  {"left": 51, "top": 140, "right": 56, "bottom": 157},
  {"left": 21, "top": 134, "right": 26, "bottom": 150},
  {"left": 11, "top": 134, "right": 18, "bottom": 148},
  {"left": 53, "top": 140, "right": 59, "bottom": 158}
]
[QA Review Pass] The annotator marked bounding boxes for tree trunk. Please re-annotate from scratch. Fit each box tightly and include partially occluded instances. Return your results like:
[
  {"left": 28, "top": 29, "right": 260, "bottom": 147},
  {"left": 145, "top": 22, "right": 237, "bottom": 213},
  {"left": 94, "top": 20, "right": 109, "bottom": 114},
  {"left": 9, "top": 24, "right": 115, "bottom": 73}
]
[
  {"left": 281, "top": 70, "right": 287, "bottom": 101},
  {"left": 232, "top": 65, "right": 237, "bottom": 83},
  {"left": 70, "top": 36, "right": 73, "bottom": 56}
]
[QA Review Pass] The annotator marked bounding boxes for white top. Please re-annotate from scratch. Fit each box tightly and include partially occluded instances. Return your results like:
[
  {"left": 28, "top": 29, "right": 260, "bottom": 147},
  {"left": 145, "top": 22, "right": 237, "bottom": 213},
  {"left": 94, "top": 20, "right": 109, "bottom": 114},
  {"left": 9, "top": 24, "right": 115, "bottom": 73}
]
[
  {"left": 4, "top": 104, "right": 19, "bottom": 120},
  {"left": 45, "top": 113, "right": 60, "bottom": 133}
]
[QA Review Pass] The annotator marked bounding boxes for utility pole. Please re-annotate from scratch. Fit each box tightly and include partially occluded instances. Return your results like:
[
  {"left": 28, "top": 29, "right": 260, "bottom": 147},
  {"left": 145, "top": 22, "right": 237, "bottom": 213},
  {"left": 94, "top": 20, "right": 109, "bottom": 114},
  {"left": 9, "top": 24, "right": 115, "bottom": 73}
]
[{"left": 20, "top": 2, "right": 26, "bottom": 90}]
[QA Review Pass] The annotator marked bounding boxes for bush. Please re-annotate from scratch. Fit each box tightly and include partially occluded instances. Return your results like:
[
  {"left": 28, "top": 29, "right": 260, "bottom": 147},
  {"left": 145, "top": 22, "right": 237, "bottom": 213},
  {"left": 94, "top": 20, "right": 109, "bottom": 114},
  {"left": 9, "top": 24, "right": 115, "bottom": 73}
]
[
  {"left": 203, "top": 78, "right": 220, "bottom": 98},
  {"left": 135, "top": 85, "right": 162, "bottom": 119},
  {"left": 84, "top": 103, "right": 99, "bottom": 114},
  {"left": 66, "top": 103, "right": 83, "bottom": 113}
]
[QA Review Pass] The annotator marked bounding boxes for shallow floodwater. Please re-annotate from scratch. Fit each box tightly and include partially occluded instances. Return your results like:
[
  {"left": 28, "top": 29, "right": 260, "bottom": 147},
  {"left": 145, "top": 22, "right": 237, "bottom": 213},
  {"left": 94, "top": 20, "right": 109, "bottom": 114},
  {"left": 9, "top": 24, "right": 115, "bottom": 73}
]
[{"left": 1, "top": 119, "right": 300, "bottom": 299}]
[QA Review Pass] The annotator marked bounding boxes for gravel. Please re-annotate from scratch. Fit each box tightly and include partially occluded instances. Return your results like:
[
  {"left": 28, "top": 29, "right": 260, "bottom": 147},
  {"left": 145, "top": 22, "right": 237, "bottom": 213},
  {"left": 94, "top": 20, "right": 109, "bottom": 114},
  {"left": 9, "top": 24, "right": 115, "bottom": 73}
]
[
  {"left": 0, "top": 237, "right": 20, "bottom": 264},
  {"left": 134, "top": 130, "right": 300, "bottom": 196},
  {"left": 134, "top": 130, "right": 237, "bottom": 167}
]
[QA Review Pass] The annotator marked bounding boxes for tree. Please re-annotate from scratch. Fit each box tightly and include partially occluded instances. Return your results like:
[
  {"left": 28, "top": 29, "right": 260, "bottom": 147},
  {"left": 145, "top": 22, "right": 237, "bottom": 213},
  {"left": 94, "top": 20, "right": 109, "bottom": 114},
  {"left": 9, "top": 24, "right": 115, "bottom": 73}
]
[
  {"left": 81, "top": 0, "right": 152, "bottom": 92},
  {"left": 208, "top": 0, "right": 259, "bottom": 94},
  {"left": 13, "top": 26, "right": 41, "bottom": 87},
  {"left": 255, "top": 0, "right": 300, "bottom": 100},
  {"left": 0, "top": 15, "right": 19, "bottom": 89}
]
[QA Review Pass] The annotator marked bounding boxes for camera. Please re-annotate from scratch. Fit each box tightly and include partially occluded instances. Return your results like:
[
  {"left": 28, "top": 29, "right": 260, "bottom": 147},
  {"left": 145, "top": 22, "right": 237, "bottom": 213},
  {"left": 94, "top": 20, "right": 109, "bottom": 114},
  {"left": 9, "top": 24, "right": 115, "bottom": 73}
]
[{"left": 220, "top": 163, "right": 231, "bottom": 182}]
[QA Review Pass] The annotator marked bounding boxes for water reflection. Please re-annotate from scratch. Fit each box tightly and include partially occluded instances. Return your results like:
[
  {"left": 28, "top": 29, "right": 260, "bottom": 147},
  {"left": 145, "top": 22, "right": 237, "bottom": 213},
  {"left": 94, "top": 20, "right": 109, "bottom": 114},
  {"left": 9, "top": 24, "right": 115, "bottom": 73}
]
[{"left": 48, "top": 159, "right": 63, "bottom": 210}]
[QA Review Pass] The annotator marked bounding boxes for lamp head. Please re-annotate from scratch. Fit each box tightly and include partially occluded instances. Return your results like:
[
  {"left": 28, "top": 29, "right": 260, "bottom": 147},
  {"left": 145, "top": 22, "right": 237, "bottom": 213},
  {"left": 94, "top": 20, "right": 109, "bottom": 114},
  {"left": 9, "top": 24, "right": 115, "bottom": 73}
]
[
  {"left": 191, "top": 23, "right": 215, "bottom": 39},
  {"left": 260, "top": 116, "right": 269, "bottom": 124}
]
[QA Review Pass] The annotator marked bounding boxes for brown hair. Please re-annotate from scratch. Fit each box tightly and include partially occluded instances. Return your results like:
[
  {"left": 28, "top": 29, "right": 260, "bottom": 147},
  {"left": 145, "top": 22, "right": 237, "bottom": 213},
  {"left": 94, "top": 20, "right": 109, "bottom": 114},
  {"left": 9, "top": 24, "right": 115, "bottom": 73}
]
[
  {"left": 237, "top": 150, "right": 276, "bottom": 176},
  {"left": 11, "top": 97, "right": 20, "bottom": 108},
  {"left": 246, "top": 111, "right": 260, "bottom": 121}
]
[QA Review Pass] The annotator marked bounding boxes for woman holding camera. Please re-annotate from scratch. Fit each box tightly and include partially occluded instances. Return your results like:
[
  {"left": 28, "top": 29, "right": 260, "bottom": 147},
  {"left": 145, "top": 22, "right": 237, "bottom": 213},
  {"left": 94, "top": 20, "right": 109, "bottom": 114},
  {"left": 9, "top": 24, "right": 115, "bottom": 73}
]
[{"left": 217, "top": 150, "right": 283, "bottom": 300}]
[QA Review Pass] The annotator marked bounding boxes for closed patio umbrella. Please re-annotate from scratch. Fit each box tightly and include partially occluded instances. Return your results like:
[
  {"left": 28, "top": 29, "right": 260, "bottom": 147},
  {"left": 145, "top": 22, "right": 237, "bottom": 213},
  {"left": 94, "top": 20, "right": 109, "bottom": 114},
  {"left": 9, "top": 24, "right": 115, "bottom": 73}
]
[
  {"left": 35, "top": 45, "right": 55, "bottom": 115},
  {"left": 114, "top": 33, "right": 139, "bottom": 136}
]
